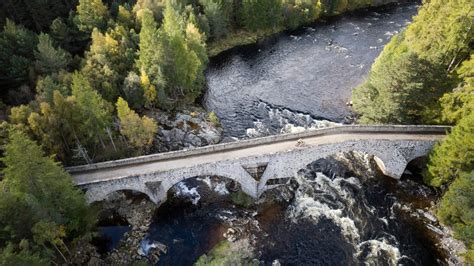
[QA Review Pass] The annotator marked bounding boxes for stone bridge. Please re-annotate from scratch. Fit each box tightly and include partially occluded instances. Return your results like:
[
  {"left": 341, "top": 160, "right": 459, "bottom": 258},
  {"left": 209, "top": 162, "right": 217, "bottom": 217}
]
[{"left": 67, "top": 125, "right": 449, "bottom": 205}]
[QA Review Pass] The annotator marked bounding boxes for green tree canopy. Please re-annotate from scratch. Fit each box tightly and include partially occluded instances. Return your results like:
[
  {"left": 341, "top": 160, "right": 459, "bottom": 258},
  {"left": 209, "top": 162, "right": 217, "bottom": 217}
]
[
  {"left": 74, "top": 0, "right": 110, "bottom": 33},
  {"left": 426, "top": 112, "right": 474, "bottom": 187},
  {"left": 0, "top": 130, "right": 95, "bottom": 261},
  {"left": 0, "top": 20, "right": 37, "bottom": 91},
  {"left": 352, "top": 0, "right": 473, "bottom": 124},
  {"left": 34, "top": 33, "right": 71, "bottom": 75}
]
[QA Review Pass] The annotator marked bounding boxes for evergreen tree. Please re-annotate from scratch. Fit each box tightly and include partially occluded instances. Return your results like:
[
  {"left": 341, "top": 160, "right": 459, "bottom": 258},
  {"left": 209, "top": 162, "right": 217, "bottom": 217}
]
[
  {"left": 70, "top": 73, "right": 113, "bottom": 148},
  {"left": 116, "top": 97, "right": 157, "bottom": 149},
  {"left": 0, "top": 244, "right": 49, "bottom": 266},
  {"left": 200, "top": 0, "right": 229, "bottom": 39},
  {"left": 0, "top": 20, "right": 37, "bottom": 91},
  {"left": 352, "top": 0, "right": 473, "bottom": 124},
  {"left": 436, "top": 171, "right": 474, "bottom": 263},
  {"left": 353, "top": 39, "right": 445, "bottom": 124},
  {"left": 0, "top": 130, "right": 95, "bottom": 261},
  {"left": 426, "top": 112, "right": 474, "bottom": 187},
  {"left": 50, "top": 16, "right": 90, "bottom": 55},
  {"left": 440, "top": 55, "right": 474, "bottom": 125},
  {"left": 404, "top": 0, "right": 473, "bottom": 70},
  {"left": 27, "top": 91, "right": 82, "bottom": 161},
  {"left": 74, "top": 0, "right": 110, "bottom": 33},
  {"left": 240, "top": 0, "right": 282, "bottom": 31},
  {"left": 0, "top": 0, "right": 77, "bottom": 32},
  {"left": 34, "top": 33, "right": 71, "bottom": 75},
  {"left": 133, "top": 0, "right": 166, "bottom": 22},
  {"left": 35, "top": 72, "right": 72, "bottom": 104},
  {"left": 160, "top": 1, "right": 207, "bottom": 102},
  {"left": 117, "top": 5, "right": 135, "bottom": 29}
]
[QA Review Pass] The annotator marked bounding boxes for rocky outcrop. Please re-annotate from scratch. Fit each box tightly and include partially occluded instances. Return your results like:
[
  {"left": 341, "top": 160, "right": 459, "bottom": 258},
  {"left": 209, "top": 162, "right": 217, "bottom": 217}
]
[{"left": 146, "top": 107, "right": 223, "bottom": 153}]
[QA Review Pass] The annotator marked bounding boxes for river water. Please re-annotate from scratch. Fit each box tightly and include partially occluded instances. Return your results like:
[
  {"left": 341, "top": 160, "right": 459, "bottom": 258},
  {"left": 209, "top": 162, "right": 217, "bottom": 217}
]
[
  {"left": 204, "top": 2, "right": 418, "bottom": 138},
  {"left": 98, "top": 2, "right": 460, "bottom": 265}
]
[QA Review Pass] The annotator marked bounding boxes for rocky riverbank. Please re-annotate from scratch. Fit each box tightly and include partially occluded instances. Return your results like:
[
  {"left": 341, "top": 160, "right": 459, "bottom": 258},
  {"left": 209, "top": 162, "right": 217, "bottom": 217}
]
[{"left": 146, "top": 106, "right": 223, "bottom": 153}]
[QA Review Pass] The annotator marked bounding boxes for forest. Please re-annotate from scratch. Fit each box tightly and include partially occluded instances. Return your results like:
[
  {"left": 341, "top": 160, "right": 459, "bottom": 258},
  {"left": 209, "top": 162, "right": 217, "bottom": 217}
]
[
  {"left": 0, "top": 0, "right": 472, "bottom": 264},
  {"left": 352, "top": 0, "right": 473, "bottom": 261}
]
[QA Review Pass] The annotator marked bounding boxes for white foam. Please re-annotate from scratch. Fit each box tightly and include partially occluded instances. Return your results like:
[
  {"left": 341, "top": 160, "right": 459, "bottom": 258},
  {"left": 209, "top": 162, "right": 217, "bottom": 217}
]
[
  {"left": 139, "top": 238, "right": 157, "bottom": 256},
  {"left": 287, "top": 174, "right": 362, "bottom": 243},
  {"left": 355, "top": 239, "right": 401, "bottom": 265},
  {"left": 174, "top": 182, "right": 201, "bottom": 205}
]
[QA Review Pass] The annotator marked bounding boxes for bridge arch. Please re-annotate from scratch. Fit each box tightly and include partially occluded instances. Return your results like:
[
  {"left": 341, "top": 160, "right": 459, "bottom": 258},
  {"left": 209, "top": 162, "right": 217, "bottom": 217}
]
[
  {"left": 257, "top": 140, "right": 424, "bottom": 195},
  {"left": 82, "top": 179, "right": 155, "bottom": 204},
  {"left": 83, "top": 162, "right": 259, "bottom": 205},
  {"left": 144, "top": 162, "right": 259, "bottom": 205}
]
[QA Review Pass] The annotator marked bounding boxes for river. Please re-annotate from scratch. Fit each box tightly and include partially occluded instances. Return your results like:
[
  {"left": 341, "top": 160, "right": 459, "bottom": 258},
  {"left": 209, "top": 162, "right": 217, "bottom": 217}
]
[
  {"left": 97, "top": 2, "right": 462, "bottom": 265},
  {"left": 204, "top": 2, "right": 418, "bottom": 139}
]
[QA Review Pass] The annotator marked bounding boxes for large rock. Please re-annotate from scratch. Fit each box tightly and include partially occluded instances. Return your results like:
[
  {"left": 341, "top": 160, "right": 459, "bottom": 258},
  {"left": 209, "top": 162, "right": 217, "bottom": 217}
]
[{"left": 148, "top": 107, "right": 223, "bottom": 152}]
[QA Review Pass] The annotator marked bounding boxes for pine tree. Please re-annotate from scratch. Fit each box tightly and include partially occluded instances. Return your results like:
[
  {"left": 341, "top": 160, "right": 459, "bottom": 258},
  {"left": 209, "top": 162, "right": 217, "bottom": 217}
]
[
  {"left": 0, "top": 20, "right": 37, "bottom": 90},
  {"left": 123, "top": 71, "right": 145, "bottom": 110},
  {"left": 0, "top": 244, "right": 48, "bottom": 266},
  {"left": 426, "top": 112, "right": 474, "bottom": 187},
  {"left": 133, "top": 0, "right": 166, "bottom": 22},
  {"left": 440, "top": 55, "right": 474, "bottom": 124},
  {"left": 160, "top": 1, "right": 208, "bottom": 102},
  {"left": 200, "top": 0, "right": 229, "bottom": 40},
  {"left": 0, "top": 130, "right": 95, "bottom": 260},
  {"left": 437, "top": 171, "right": 474, "bottom": 250},
  {"left": 352, "top": 0, "right": 473, "bottom": 124},
  {"left": 240, "top": 0, "right": 283, "bottom": 31},
  {"left": 116, "top": 97, "right": 157, "bottom": 149},
  {"left": 70, "top": 73, "right": 113, "bottom": 147},
  {"left": 34, "top": 33, "right": 71, "bottom": 75},
  {"left": 353, "top": 41, "right": 445, "bottom": 124}
]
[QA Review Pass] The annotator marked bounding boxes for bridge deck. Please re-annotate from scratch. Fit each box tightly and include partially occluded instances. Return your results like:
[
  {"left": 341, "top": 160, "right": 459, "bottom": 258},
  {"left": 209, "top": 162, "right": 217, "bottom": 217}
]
[{"left": 68, "top": 125, "right": 449, "bottom": 185}]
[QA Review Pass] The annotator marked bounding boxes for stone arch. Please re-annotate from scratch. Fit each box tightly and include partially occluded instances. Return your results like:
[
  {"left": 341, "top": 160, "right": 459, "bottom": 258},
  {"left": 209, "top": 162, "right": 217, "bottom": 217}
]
[
  {"left": 147, "top": 162, "right": 259, "bottom": 205},
  {"left": 82, "top": 177, "right": 156, "bottom": 204},
  {"left": 83, "top": 162, "right": 260, "bottom": 205},
  {"left": 257, "top": 140, "right": 413, "bottom": 195}
]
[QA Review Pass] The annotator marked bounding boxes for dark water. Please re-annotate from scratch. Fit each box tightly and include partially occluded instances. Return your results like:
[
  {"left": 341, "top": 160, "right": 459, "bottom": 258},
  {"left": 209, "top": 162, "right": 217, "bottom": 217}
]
[
  {"left": 138, "top": 157, "right": 446, "bottom": 265},
  {"left": 204, "top": 2, "right": 419, "bottom": 138}
]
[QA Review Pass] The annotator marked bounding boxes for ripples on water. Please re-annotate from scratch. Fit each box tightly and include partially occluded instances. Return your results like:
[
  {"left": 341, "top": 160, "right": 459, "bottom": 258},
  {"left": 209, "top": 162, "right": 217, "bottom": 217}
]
[{"left": 204, "top": 2, "right": 419, "bottom": 138}]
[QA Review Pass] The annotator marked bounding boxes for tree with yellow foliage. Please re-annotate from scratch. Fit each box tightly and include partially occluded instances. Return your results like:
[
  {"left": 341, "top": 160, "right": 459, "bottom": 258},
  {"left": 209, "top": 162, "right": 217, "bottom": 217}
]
[{"left": 116, "top": 97, "right": 157, "bottom": 150}]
